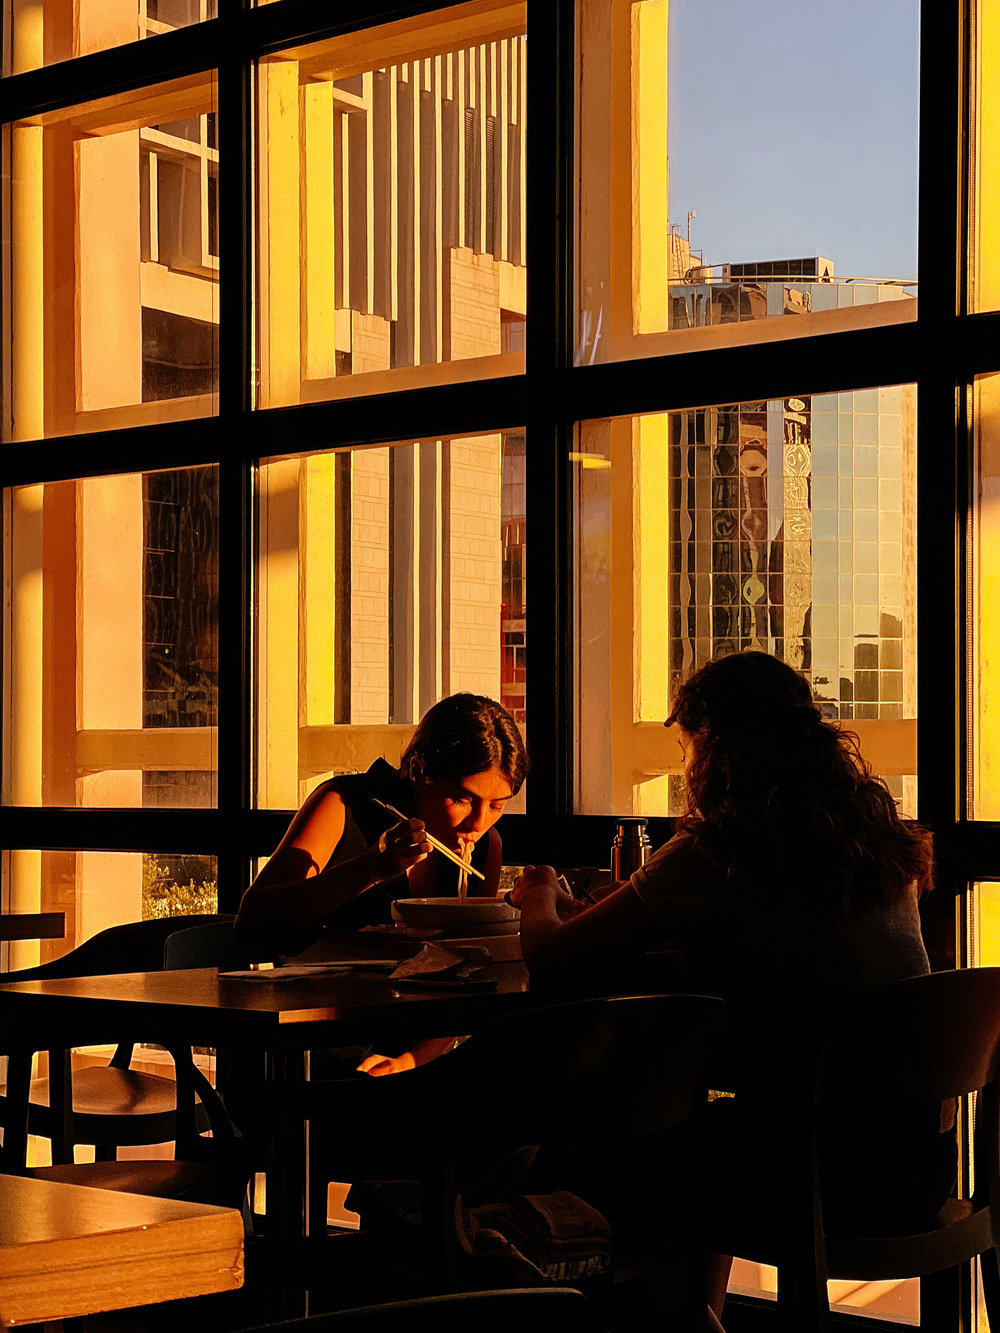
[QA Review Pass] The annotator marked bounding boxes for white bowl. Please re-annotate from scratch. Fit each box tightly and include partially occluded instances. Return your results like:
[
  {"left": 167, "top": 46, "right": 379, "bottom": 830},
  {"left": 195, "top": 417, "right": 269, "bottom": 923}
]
[{"left": 391, "top": 897, "right": 520, "bottom": 937}]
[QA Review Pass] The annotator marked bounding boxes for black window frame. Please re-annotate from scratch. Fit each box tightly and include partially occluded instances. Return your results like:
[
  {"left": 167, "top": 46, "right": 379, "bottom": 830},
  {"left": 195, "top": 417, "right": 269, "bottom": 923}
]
[{"left": 0, "top": 0, "right": 993, "bottom": 974}]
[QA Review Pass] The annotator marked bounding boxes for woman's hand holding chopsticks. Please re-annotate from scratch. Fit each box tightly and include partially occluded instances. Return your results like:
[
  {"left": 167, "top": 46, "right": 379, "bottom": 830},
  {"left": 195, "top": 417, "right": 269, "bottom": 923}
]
[{"left": 367, "top": 817, "right": 433, "bottom": 882}]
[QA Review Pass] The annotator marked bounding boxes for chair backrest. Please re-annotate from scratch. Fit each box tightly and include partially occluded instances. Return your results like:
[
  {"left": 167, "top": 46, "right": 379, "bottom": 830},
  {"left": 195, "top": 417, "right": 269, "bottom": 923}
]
[
  {"left": 0, "top": 914, "right": 235, "bottom": 983},
  {"left": 816, "top": 968, "right": 1000, "bottom": 1108},
  {"left": 163, "top": 920, "right": 251, "bottom": 973},
  {"left": 234, "top": 1287, "right": 592, "bottom": 1332}
]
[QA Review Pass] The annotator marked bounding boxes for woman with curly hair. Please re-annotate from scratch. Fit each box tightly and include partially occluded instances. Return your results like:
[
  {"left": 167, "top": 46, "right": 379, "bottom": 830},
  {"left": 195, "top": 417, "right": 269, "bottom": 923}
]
[
  {"left": 514, "top": 651, "right": 931, "bottom": 1009},
  {"left": 513, "top": 652, "right": 950, "bottom": 1329}
]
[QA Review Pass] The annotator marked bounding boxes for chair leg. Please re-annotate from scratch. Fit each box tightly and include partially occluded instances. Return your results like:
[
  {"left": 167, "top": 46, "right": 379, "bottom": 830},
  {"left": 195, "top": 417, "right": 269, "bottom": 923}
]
[
  {"left": 3, "top": 1051, "right": 33, "bottom": 1172},
  {"left": 920, "top": 1267, "right": 962, "bottom": 1331},
  {"left": 308, "top": 1144, "right": 330, "bottom": 1239},
  {"left": 420, "top": 1157, "right": 459, "bottom": 1291},
  {"left": 981, "top": 1248, "right": 1000, "bottom": 1330},
  {"left": 48, "top": 1049, "right": 73, "bottom": 1165},
  {"left": 775, "top": 1262, "right": 831, "bottom": 1333}
]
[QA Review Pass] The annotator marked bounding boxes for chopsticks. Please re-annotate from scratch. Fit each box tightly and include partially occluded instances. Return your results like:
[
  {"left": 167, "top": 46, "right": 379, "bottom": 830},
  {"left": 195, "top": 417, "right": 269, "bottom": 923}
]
[{"left": 371, "top": 799, "right": 487, "bottom": 881}]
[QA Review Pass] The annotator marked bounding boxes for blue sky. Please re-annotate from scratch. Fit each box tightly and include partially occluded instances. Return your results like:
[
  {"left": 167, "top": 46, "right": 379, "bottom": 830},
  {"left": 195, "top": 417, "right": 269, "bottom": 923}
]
[{"left": 667, "top": 0, "right": 920, "bottom": 280}]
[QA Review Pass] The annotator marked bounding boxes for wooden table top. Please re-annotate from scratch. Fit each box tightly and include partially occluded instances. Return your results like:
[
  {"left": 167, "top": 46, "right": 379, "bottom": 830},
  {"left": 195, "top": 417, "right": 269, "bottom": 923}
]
[
  {"left": 0, "top": 1172, "right": 242, "bottom": 1326},
  {"left": 0, "top": 960, "right": 533, "bottom": 1050}
]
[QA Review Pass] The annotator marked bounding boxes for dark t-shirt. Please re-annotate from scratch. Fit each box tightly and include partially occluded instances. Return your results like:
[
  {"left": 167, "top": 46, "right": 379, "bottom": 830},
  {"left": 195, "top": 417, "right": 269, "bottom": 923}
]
[{"left": 631, "top": 832, "right": 930, "bottom": 1012}]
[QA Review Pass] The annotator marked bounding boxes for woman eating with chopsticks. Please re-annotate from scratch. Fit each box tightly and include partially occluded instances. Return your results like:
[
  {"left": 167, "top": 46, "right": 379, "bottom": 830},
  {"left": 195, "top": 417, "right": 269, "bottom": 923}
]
[{"left": 235, "top": 693, "right": 527, "bottom": 1073}]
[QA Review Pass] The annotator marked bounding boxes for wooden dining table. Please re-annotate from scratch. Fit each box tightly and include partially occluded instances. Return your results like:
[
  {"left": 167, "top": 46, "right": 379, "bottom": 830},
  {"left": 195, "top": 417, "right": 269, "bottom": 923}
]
[{"left": 0, "top": 950, "right": 535, "bottom": 1241}]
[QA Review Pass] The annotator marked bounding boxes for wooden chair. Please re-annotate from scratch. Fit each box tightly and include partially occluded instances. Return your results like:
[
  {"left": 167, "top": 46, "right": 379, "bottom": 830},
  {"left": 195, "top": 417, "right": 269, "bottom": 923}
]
[
  {"left": 163, "top": 917, "right": 256, "bottom": 973},
  {"left": 232, "top": 1287, "right": 593, "bottom": 1332},
  {"left": 0, "top": 915, "right": 235, "bottom": 1170},
  {"left": 710, "top": 967, "right": 1000, "bottom": 1332},
  {"left": 264, "top": 993, "right": 724, "bottom": 1326},
  {"left": 1, "top": 916, "right": 250, "bottom": 1212}
]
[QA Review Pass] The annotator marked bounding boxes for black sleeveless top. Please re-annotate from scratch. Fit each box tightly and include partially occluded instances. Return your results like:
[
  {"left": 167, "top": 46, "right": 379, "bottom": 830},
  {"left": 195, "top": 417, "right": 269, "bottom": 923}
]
[{"left": 319, "top": 758, "right": 494, "bottom": 930}]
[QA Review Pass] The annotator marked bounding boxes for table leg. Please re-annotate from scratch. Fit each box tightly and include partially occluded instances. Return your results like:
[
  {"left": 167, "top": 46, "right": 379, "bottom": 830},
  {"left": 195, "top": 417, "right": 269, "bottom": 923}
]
[
  {"left": 264, "top": 1049, "right": 309, "bottom": 1241},
  {"left": 3, "top": 1049, "right": 32, "bottom": 1171}
]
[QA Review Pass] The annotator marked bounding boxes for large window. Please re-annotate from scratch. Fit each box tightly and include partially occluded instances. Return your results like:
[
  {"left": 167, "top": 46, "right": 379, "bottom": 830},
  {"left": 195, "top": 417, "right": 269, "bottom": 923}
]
[
  {"left": 576, "top": 0, "right": 919, "bottom": 365},
  {"left": 4, "top": 467, "right": 218, "bottom": 808},
  {"left": 3, "top": 0, "right": 216, "bottom": 75},
  {"left": 0, "top": 5, "right": 998, "bottom": 1320},
  {"left": 257, "top": 4, "right": 527, "bottom": 406},
  {"left": 257, "top": 432, "right": 525, "bottom": 810},
  {"left": 5, "top": 74, "right": 219, "bottom": 439},
  {"left": 576, "top": 386, "right": 917, "bottom": 818}
]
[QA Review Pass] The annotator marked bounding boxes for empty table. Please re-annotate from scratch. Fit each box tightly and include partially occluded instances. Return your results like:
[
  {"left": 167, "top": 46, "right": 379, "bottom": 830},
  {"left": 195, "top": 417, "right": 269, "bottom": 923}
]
[{"left": 0, "top": 1172, "right": 242, "bottom": 1326}]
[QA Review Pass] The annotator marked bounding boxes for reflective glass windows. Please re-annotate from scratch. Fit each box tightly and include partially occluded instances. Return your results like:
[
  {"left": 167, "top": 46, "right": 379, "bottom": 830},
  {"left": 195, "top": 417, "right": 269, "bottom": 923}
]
[
  {"left": 257, "top": 433, "right": 526, "bottom": 809},
  {"left": 577, "top": 0, "right": 919, "bottom": 364},
  {"left": 4, "top": 467, "right": 218, "bottom": 808},
  {"left": 575, "top": 387, "right": 916, "bottom": 815},
  {"left": 4, "top": 0, "right": 216, "bottom": 74},
  {"left": 256, "top": 3, "right": 526, "bottom": 408},
  {"left": 2, "top": 850, "right": 217, "bottom": 971},
  {"left": 5, "top": 75, "right": 219, "bottom": 440}
]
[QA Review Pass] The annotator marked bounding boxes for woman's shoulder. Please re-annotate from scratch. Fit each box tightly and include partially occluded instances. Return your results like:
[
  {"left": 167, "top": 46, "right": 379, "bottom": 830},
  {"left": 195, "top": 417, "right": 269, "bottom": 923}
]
[
  {"left": 325, "top": 759, "right": 407, "bottom": 847},
  {"left": 630, "top": 828, "right": 724, "bottom": 914}
]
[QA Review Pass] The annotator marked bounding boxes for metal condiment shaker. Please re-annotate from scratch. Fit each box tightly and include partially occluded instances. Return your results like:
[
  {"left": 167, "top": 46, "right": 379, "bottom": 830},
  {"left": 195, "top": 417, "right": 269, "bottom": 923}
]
[{"left": 610, "top": 817, "right": 651, "bottom": 882}]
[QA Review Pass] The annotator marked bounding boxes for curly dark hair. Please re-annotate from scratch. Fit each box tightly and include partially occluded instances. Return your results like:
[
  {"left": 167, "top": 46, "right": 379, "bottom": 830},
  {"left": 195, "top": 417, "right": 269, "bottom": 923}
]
[
  {"left": 666, "top": 652, "right": 933, "bottom": 913},
  {"left": 399, "top": 693, "right": 529, "bottom": 794}
]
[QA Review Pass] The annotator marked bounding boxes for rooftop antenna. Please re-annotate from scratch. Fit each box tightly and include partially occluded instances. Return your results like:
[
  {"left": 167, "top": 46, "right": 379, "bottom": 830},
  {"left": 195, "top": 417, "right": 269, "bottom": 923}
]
[{"left": 687, "top": 209, "right": 696, "bottom": 244}]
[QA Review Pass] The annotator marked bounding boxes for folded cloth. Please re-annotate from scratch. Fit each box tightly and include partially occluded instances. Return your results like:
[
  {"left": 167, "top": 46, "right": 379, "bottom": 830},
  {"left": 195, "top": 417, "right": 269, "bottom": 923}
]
[
  {"left": 389, "top": 942, "right": 490, "bottom": 981},
  {"left": 456, "top": 1191, "right": 613, "bottom": 1285}
]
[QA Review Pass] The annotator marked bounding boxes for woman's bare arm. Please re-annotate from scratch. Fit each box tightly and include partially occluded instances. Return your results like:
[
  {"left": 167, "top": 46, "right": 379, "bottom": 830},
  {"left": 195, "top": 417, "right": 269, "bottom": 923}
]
[
  {"left": 511, "top": 864, "right": 662, "bottom": 982},
  {"left": 235, "top": 783, "right": 430, "bottom": 955}
]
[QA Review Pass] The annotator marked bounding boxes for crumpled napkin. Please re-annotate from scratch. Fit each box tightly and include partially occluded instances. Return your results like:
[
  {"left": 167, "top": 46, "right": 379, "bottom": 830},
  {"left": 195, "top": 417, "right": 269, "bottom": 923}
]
[{"left": 389, "top": 942, "right": 490, "bottom": 984}]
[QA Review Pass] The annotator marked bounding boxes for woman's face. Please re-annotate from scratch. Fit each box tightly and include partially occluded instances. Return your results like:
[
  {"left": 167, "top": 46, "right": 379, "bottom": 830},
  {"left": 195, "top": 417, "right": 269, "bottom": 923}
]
[{"left": 415, "top": 764, "right": 514, "bottom": 849}]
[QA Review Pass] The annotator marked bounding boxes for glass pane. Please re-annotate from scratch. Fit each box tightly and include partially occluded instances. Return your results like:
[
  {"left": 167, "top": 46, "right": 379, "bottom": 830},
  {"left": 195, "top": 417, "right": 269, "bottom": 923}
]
[
  {"left": 577, "top": 0, "right": 918, "bottom": 364},
  {"left": 257, "top": 432, "right": 526, "bottom": 809},
  {"left": 256, "top": 3, "right": 526, "bottom": 408},
  {"left": 575, "top": 387, "right": 917, "bottom": 815},
  {"left": 4, "top": 0, "right": 216, "bottom": 74},
  {"left": 1, "top": 849, "right": 217, "bottom": 972},
  {"left": 971, "top": 883, "right": 1000, "bottom": 967},
  {"left": 5, "top": 75, "right": 218, "bottom": 440},
  {"left": 971, "top": 373, "right": 1000, "bottom": 818},
  {"left": 4, "top": 467, "right": 218, "bottom": 807},
  {"left": 972, "top": 0, "right": 1000, "bottom": 312}
]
